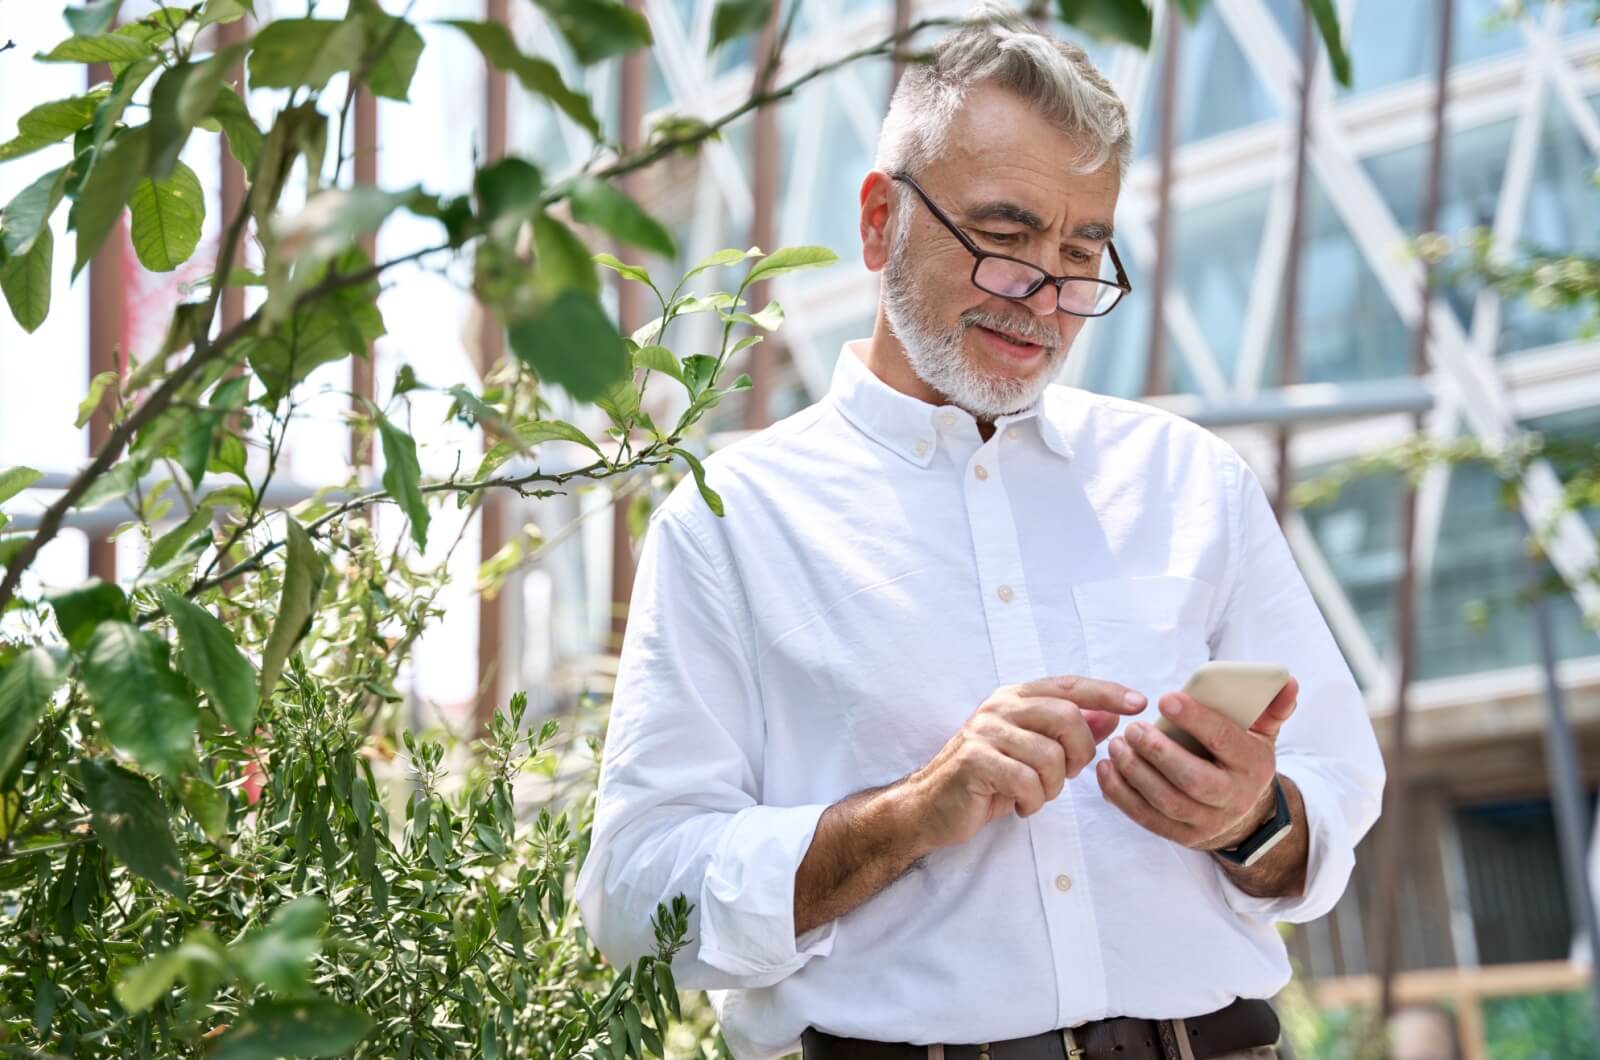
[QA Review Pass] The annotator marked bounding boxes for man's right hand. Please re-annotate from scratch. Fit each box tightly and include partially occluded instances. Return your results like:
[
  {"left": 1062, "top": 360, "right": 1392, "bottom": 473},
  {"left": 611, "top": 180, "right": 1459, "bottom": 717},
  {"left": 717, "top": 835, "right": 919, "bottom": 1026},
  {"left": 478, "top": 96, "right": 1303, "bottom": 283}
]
[{"left": 898, "top": 676, "right": 1149, "bottom": 855}]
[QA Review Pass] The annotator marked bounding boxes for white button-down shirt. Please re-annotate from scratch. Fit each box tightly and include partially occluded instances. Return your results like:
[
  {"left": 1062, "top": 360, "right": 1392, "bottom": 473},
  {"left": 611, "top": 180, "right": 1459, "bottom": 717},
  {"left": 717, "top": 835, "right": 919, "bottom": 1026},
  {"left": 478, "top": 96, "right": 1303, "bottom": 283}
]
[{"left": 575, "top": 339, "right": 1385, "bottom": 1060}]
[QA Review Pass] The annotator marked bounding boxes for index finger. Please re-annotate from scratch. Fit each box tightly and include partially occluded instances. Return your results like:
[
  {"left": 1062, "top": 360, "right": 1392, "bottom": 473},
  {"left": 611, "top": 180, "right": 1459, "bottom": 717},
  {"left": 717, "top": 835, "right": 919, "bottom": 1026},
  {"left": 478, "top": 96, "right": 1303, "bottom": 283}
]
[{"left": 1015, "top": 675, "right": 1148, "bottom": 715}]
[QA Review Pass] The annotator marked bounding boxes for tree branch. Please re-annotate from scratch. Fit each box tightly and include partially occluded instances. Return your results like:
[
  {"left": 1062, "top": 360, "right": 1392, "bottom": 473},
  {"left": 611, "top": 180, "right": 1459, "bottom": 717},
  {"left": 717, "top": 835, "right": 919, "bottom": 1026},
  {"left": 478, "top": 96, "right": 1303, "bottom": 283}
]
[
  {"left": 0, "top": 241, "right": 450, "bottom": 612},
  {"left": 542, "top": 14, "right": 960, "bottom": 201}
]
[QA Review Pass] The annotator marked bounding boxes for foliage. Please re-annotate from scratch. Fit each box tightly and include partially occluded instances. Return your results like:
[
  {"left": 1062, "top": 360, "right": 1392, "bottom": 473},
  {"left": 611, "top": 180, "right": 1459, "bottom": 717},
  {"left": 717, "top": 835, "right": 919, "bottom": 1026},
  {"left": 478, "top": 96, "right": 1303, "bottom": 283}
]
[{"left": 0, "top": 0, "right": 1360, "bottom": 1056}]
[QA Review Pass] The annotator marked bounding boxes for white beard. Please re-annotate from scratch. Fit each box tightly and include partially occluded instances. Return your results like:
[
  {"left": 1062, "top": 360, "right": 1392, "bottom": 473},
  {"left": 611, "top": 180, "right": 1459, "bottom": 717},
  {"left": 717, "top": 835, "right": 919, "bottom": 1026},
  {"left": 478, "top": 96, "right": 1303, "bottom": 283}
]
[{"left": 881, "top": 214, "right": 1064, "bottom": 420}]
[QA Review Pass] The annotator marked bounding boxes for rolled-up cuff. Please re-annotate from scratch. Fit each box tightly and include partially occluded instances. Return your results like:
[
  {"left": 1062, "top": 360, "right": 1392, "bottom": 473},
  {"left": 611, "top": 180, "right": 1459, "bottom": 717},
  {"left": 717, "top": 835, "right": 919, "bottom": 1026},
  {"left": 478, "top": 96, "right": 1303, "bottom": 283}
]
[
  {"left": 697, "top": 802, "right": 837, "bottom": 979},
  {"left": 1218, "top": 763, "right": 1355, "bottom": 924}
]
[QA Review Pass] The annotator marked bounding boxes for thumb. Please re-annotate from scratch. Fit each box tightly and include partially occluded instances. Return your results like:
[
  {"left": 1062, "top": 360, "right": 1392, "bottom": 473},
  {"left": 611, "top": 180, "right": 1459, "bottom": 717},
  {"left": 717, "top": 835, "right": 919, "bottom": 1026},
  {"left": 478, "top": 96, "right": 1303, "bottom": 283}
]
[
  {"left": 1084, "top": 710, "right": 1121, "bottom": 744},
  {"left": 1249, "top": 676, "right": 1299, "bottom": 741}
]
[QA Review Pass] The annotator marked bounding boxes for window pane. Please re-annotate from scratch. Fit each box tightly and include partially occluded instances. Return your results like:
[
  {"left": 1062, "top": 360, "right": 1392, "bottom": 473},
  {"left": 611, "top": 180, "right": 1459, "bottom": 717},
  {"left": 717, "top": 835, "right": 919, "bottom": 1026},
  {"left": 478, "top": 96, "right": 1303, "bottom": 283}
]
[
  {"left": 1173, "top": 185, "right": 1270, "bottom": 387},
  {"left": 1135, "top": 8, "right": 1276, "bottom": 158},
  {"left": 1341, "top": 0, "right": 1524, "bottom": 98},
  {"left": 1503, "top": 92, "right": 1600, "bottom": 355},
  {"left": 1362, "top": 116, "right": 1514, "bottom": 332},
  {"left": 1266, "top": 179, "right": 1413, "bottom": 384}
]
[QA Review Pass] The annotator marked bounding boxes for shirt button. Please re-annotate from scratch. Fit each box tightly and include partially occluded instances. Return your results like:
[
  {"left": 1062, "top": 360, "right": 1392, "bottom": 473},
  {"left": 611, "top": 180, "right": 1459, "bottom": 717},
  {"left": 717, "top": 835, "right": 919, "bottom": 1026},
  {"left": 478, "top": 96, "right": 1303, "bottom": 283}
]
[
  {"left": 997, "top": 585, "right": 1014, "bottom": 603},
  {"left": 915, "top": 439, "right": 929, "bottom": 456},
  {"left": 940, "top": 411, "right": 957, "bottom": 427},
  {"left": 1006, "top": 427, "right": 1019, "bottom": 440},
  {"left": 974, "top": 465, "right": 988, "bottom": 480},
  {"left": 1055, "top": 874, "right": 1073, "bottom": 893}
]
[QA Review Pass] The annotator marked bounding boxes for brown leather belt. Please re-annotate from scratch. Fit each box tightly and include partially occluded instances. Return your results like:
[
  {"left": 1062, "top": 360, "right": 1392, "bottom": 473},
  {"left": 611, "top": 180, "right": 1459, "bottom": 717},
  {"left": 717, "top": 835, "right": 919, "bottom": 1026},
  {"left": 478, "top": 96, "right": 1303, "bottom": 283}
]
[{"left": 800, "top": 998, "right": 1279, "bottom": 1060}]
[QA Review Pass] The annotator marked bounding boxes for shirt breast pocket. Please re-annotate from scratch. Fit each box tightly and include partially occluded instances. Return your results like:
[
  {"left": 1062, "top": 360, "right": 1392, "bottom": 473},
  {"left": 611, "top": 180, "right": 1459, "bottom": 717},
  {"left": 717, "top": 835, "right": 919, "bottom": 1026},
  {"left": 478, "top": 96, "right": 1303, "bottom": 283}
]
[{"left": 1071, "top": 574, "right": 1216, "bottom": 709}]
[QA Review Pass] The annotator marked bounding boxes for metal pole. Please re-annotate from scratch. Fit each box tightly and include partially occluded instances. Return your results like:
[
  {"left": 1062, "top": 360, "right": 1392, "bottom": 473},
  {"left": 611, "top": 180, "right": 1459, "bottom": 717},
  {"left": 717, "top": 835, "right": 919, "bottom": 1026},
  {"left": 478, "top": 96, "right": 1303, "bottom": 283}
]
[
  {"left": 1273, "top": 8, "right": 1315, "bottom": 525},
  {"left": 474, "top": 0, "right": 511, "bottom": 733},
  {"left": 1525, "top": 524, "right": 1600, "bottom": 1032},
  {"left": 1373, "top": 0, "right": 1454, "bottom": 1033},
  {"left": 742, "top": 0, "right": 785, "bottom": 430},
  {"left": 1144, "top": 2, "right": 1179, "bottom": 398}
]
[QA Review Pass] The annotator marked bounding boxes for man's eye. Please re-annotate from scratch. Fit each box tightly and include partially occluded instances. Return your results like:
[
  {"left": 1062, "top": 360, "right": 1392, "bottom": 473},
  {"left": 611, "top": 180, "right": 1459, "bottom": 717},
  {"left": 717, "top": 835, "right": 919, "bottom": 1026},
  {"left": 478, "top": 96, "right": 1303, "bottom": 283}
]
[{"left": 977, "top": 230, "right": 1019, "bottom": 244}]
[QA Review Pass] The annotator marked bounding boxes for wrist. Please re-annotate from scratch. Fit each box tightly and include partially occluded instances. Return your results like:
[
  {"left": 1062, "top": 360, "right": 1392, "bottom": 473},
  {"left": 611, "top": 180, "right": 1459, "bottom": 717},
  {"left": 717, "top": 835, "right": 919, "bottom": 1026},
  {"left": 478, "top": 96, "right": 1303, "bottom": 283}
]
[
  {"left": 875, "top": 777, "right": 940, "bottom": 861},
  {"left": 1212, "top": 776, "right": 1280, "bottom": 852}
]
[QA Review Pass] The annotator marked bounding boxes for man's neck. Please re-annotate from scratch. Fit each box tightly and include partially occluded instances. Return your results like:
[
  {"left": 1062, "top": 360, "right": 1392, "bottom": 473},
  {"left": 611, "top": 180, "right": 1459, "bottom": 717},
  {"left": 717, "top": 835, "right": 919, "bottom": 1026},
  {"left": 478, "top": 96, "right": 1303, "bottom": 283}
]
[{"left": 861, "top": 315, "right": 998, "bottom": 441}]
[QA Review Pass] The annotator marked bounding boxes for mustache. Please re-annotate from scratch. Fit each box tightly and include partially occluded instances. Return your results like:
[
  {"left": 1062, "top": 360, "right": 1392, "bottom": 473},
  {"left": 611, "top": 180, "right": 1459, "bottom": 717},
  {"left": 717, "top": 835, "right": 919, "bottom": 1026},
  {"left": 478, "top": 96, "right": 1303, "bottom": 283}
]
[{"left": 959, "top": 308, "right": 1062, "bottom": 354}]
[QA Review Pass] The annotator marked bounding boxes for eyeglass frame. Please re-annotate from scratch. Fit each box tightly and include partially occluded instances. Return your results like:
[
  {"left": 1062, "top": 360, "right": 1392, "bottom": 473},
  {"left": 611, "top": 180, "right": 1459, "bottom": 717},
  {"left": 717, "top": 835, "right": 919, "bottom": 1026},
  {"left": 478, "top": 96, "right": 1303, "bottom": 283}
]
[{"left": 890, "top": 171, "right": 1132, "bottom": 318}]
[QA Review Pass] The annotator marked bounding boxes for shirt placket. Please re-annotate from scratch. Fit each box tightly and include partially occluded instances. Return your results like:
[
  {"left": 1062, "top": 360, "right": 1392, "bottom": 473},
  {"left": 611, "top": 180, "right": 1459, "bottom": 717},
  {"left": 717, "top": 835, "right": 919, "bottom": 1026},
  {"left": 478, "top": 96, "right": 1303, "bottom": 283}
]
[{"left": 962, "top": 425, "right": 1109, "bottom": 1028}]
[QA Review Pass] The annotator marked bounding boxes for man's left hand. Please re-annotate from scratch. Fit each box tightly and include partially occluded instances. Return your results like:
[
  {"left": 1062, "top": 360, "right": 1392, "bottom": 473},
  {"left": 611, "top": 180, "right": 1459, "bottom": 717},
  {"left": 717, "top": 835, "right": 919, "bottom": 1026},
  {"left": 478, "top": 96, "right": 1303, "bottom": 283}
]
[{"left": 1095, "top": 675, "right": 1299, "bottom": 851}]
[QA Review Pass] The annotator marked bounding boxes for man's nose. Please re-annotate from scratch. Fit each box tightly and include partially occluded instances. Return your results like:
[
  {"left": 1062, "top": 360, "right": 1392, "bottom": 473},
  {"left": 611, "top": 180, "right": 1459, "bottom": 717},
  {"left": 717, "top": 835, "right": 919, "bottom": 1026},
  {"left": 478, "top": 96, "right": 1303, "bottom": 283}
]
[{"left": 1020, "top": 281, "right": 1060, "bottom": 317}]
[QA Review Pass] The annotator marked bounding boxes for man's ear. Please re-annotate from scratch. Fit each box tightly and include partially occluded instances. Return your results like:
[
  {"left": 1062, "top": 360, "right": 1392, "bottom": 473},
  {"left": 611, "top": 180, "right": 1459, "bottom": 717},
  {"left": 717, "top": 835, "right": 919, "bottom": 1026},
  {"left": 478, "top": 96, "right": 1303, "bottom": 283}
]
[{"left": 859, "top": 170, "right": 893, "bottom": 273}]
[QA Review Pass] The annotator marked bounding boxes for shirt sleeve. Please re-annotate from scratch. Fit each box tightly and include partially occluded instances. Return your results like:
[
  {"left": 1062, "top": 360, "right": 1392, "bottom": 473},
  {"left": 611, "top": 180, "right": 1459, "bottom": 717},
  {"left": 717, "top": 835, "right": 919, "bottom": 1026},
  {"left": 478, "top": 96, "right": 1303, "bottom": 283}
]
[
  {"left": 573, "top": 501, "right": 837, "bottom": 990},
  {"left": 1205, "top": 451, "right": 1387, "bottom": 924}
]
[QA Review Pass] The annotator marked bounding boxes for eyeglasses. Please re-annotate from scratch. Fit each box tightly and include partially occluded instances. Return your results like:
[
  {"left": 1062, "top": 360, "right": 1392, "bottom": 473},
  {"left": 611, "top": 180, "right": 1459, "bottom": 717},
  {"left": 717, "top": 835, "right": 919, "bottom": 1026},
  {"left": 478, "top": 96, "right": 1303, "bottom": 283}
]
[{"left": 891, "top": 172, "right": 1131, "bottom": 318}]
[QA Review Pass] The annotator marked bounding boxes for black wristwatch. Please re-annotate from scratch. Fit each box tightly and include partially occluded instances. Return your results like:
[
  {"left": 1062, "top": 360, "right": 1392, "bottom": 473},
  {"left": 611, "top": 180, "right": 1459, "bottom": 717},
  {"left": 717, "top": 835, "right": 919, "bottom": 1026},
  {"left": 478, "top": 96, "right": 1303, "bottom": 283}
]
[{"left": 1213, "top": 777, "right": 1292, "bottom": 869}]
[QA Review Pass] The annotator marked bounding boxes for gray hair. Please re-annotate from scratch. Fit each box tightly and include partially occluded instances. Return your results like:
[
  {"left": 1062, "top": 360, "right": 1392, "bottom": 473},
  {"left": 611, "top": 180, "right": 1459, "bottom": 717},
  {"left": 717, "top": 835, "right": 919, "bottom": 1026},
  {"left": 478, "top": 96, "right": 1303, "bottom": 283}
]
[{"left": 875, "top": 1, "right": 1132, "bottom": 183}]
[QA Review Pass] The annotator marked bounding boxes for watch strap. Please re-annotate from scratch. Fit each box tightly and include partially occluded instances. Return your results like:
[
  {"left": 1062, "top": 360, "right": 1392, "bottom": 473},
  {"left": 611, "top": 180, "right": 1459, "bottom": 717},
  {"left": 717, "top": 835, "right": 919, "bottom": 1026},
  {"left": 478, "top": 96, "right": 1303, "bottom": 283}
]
[{"left": 1214, "top": 777, "right": 1291, "bottom": 867}]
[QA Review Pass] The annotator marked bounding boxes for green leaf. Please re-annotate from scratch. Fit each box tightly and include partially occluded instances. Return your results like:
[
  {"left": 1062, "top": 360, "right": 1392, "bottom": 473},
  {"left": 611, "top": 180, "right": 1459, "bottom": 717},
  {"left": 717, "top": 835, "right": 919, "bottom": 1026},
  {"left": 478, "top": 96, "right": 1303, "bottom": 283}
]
[
  {"left": 198, "top": 0, "right": 255, "bottom": 29},
  {"left": 442, "top": 20, "right": 602, "bottom": 138},
  {"left": 75, "top": 371, "right": 118, "bottom": 428},
  {"left": 725, "top": 299, "right": 782, "bottom": 330},
  {"left": 376, "top": 413, "right": 429, "bottom": 551},
  {"left": 128, "top": 160, "right": 205, "bottom": 272},
  {"left": 248, "top": 18, "right": 367, "bottom": 92},
  {"left": 76, "top": 758, "right": 186, "bottom": 897},
  {"left": 474, "top": 418, "right": 606, "bottom": 480},
  {"left": 1305, "top": 0, "right": 1352, "bottom": 88},
  {"left": 210, "top": 87, "right": 264, "bottom": 174},
  {"left": 230, "top": 896, "right": 328, "bottom": 995},
  {"left": 158, "top": 588, "right": 258, "bottom": 735},
  {"left": 507, "top": 289, "right": 630, "bottom": 403},
  {"left": 533, "top": 213, "right": 598, "bottom": 297},
  {"left": 72, "top": 125, "right": 149, "bottom": 278},
  {"left": 475, "top": 156, "right": 543, "bottom": 225},
  {"left": 113, "top": 950, "right": 183, "bottom": 1014},
  {"left": 592, "top": 252, "right": 652, "bottom": 285},
  {"left": 39, "top": 33, "right": 155, "bottom": 64},
  {"left": 1, "top": 227, "right": 53, "bottom": 333},
  {"left": 669, "top": 447, "right": 723, "bottom": 516},
  {"left": 65, "top": 1, "right": 125, "bottom": 37},
  {"left": 259, "top": 517, "right": 325, "bottom": 700},
  {"left": 178, "top": 773, "right": 229, "bottom": 843},
  {"left": 213, "top": 999, "right": 372, "bottom": 1060},
  {"left": 710, "top": 0, "right": 772, "bottom": 51},
  {"left": 85, "top": 56, "right": 159, "bottom": 159},
  {"left": 684, "top": 245, "right": 760, "bottom": 284},
  {"left": 0, "top": 467, "right": 42, "bottom": 505},
  {"left": 273, "top": 185, "right": 410, "bottom": 275},
  {"left": 81, "top": 621, "right": 199, "bottom": 779},
  {"left": 568, "top": 177, "right": 676, "bottom": 258},
  {"left": 46, "top": 578, "right": 129, "bottom": 648},
  {"left": 3, "top": 167, "right": 69, "bottom": 259},
  {"left": 633, "top": 344, "right": 682, "bottom": 382},
  {"left": 1053, "top": 0, "right": 1152, "bottom": 49},
  {"left": 73, "top": 459, "right": 141, "bottom": 511},
  {"left": 149, "top": 505, "right": 216, "bottom": 570},
  {"left": 0, "top": 648, "right": 66, "bottom": 787},
  {"left": 745, "top": 245, "right": 837, "bottom": 285},
  {"left": 352, "top": 0, "right": 425, "bottom": 101},
  {"left": 145, "top": 45, "right": 247, "bottom": 180},
  {"left": 526, "top": 0, "right": 653, "bottom": 64},
  {"left": 0, "top": 93, "right": 106, "bottom": 162}
]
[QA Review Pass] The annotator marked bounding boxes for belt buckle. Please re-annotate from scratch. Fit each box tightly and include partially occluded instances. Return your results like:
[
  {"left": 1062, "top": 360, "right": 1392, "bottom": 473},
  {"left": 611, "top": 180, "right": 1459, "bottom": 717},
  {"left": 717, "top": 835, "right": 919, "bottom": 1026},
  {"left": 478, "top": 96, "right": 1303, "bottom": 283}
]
[{"left": 1060, "top": 1028, "right": 1086, "bottom": 1060}]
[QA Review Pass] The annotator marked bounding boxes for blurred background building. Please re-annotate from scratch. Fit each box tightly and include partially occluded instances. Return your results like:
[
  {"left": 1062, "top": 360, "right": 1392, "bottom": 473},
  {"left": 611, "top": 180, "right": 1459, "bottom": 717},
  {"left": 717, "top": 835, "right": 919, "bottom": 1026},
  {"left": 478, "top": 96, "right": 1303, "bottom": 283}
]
[{"left": 2, "top": 0, "right": 1599, "bottom": 1054}]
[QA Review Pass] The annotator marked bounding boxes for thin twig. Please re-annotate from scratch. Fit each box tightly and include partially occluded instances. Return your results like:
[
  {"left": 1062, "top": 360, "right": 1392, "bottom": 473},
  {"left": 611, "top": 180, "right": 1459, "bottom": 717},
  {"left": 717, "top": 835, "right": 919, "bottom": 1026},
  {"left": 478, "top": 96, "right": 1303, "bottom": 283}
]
[{"left": 0, "top": 241, "right": 449, "bottom": 612}]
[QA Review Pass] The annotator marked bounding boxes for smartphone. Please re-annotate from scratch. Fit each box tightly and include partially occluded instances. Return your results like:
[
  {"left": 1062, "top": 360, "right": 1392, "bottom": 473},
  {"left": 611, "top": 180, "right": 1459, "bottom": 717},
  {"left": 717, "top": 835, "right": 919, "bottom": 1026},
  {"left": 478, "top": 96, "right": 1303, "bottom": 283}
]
[{"left": 1154, "top": 660, "right": 1290, "bottom": 759}]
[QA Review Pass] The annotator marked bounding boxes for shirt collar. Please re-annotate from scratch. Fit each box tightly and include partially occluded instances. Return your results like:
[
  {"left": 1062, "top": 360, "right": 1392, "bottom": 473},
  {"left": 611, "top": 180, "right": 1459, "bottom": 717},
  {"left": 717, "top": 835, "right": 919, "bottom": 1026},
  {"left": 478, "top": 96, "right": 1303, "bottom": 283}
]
[{"left": 826, "top": 339, "right": 1076, "bottom": 467}]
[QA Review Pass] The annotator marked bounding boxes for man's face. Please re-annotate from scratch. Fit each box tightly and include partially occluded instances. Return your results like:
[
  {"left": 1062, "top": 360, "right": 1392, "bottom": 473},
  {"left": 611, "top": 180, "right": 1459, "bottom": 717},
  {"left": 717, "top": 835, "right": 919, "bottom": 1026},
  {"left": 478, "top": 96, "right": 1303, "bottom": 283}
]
[{"left": 878, "top": 83, "right": 1121, "bottom": 419}]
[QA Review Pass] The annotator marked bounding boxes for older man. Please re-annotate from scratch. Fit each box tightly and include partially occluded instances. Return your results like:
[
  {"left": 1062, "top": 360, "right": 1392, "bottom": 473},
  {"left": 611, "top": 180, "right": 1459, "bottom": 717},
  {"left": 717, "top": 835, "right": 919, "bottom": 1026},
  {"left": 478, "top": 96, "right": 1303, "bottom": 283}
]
[{"left": 574, "top": 6, "right": 1385, "bottom": 1060}]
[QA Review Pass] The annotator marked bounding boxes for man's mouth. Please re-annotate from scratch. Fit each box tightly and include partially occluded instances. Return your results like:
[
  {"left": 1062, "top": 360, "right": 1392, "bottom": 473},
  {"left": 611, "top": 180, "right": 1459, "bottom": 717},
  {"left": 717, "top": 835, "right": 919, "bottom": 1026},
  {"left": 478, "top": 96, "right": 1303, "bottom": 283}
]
[{"left": 974, "top": 324, "right": 1050, "bottom": 357}]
